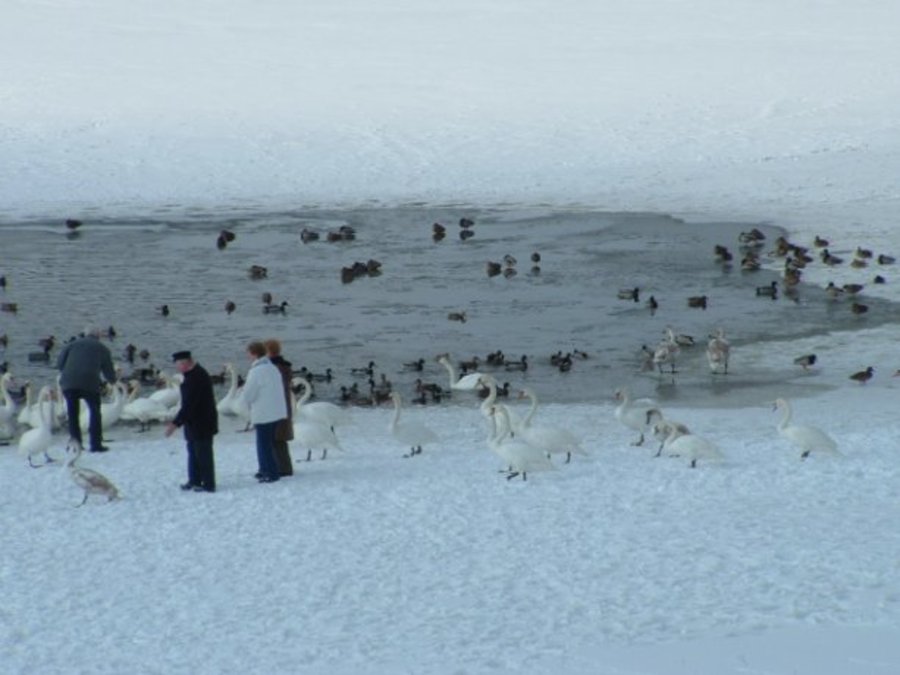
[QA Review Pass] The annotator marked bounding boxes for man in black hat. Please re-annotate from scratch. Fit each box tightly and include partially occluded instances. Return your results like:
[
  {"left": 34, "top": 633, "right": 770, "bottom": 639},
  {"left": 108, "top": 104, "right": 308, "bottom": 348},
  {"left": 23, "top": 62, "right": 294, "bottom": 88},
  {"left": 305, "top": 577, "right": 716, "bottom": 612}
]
[{"left": 165, "top": 351, "right": 218, "bottom": 492}]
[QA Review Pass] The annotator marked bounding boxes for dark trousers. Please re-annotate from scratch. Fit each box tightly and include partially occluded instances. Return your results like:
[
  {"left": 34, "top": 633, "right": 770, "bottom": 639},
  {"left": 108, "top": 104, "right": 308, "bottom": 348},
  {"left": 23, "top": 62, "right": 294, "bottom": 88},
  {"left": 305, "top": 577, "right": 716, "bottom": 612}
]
[
  {"left": 64, "top": 388, "right": 103, "bottom": 451},
  {"left": 187, "top": 437, "right": 216, "bottom": 491},
  {"left": 255, "top": 420, "right": 280, "bottom": 480},
  {"left": 273, "top": 440, "right": 293, "bottom": 476}
]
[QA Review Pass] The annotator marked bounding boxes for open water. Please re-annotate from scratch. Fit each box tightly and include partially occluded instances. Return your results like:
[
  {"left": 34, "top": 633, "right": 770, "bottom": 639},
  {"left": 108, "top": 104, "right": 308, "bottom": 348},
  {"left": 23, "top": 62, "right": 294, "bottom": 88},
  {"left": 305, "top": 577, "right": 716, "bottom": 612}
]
[{"left": 2, "top": 207, "right": 899, "bottom": 406}]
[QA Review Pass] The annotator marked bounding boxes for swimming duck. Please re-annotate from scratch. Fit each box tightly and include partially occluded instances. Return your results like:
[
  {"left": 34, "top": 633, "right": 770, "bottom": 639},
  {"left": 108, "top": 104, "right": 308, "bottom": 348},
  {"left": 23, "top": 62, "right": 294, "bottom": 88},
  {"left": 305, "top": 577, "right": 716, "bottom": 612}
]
[
  {"left": 794, "top": 353, "right": 817, "bottom": 371},
  {"left": 755, "top": 281, "right": 778, "bottom": 299},
  {"left": 849, "top": 366, "right": 874, "bottom": 384}
]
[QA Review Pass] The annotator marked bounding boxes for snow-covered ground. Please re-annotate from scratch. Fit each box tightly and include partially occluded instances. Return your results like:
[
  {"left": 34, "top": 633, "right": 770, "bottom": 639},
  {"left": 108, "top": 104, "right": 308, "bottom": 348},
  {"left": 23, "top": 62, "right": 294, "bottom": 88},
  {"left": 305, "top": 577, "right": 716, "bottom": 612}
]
[{"left": 3, "top": 1, "right": 900, "bottom": 673}]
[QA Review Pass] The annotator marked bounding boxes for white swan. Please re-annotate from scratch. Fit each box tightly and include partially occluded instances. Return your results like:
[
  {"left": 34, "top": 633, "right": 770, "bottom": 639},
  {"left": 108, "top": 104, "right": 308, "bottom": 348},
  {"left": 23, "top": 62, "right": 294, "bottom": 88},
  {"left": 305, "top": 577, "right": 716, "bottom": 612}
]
[
  {"left": 706, "top": 328, "right": 731, "bottom": 374},
  {"left": 16, "top": 382, "right": 34, "bottom": 427},
  {"left": 516, "top": 387, "right": 586, "bottom": 463},
  {"left": 389, "top": 391, "right": 438, "bottom": 457},
  {"left": 773, "top": 398, "right": 840, "bottom": 459},
  {"left": 65, "top": 440, "right": 120, "bottom": 506},
  {"left": 487, "top": 404, "right": 555, "bottom": 481},
  {"left": 661, "top": 425, "right": 723, "bottom": 468},
  {"left": 0, "top": 372, "right": 17, "bottom": 438},
  {"left": 294, "top": 417, "right": 344, "bottom": 461},
  {"left": 17, "top": 386, "right": 56, "bottom": 467},
  {"left": 121, "top": 382, "right": 172, "bottom": 431},
  {"left": 437, "top": 354, "right": 484, "bottom": 391},
  {"left": 613, "top": 388, "right": 661, "bottom": 446},
  {"left": 646, "top": 409, "right": 691, "bottom": 456},
  {"left": 79, "top": 381, "right": 128, "bottom": 431},
  {"left": 149, "top": 373, "right": 182, "bottom": 409},
  {"left": 293, "top": 376, "right": 351, "bottom": 431},
  {"left": 216, "top": 363, "right": 240, "bottom": 415}
]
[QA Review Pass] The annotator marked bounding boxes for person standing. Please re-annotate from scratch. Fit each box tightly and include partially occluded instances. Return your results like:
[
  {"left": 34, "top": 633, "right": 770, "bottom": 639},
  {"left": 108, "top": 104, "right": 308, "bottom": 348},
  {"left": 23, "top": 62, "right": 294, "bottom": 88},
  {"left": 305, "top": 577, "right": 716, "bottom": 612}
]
[
  {"left": 56, "top": 327, "right": 117, "bottom": 453},
  {"left": 239, "top": 341, "right": 287, "bottom": 483},
  {"left": 264, "top": 338, "right": 294, "bottom": 477},
  {"left": 165, "top": 351, "right": 218, "bottom": 492}
]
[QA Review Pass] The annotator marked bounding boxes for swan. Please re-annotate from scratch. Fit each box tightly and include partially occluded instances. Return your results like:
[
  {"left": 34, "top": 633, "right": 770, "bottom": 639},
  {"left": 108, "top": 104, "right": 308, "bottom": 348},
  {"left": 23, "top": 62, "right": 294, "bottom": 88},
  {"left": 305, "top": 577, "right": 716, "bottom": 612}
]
[
  {"left": 389, "top": 391, "right": 438, "bottom": 457},
  {"left": 478, "top": 375, "right": 523, "bottom": 430},
  {"left": 120, "top": 382, "right": 172, "bottom": 431},
  {"left": 436, "top": 354, "right": 484, "bottom": 391},
  {"left": 487, "top": 404, "right": 554, "bottom": 481},
  {"left": 216, "top": 363, "right": 240, "bottom": 415},
  {"left": 217, "top": 363, "right": 250, "bottom": 429},
  {"left": 661, "top": 425, "right": 723, "bottom": 468},
  {"left": 17, "top": 386, "right": 56, "bottom": 467},
  {"left": 706, "top": 328, "right": 731, "bottom": 374},
  {"left": 65, "top": 440, "right": 120, "bottom": 506},
  {"left": 652, "top": 327, "right": 680, "bottom": 374},
  {"left": 79, "top": 381, "right": 128, "bottom": 431},
  {"left": 772, "top": 398, "right": 840, "bottom": 459},
  {"left": 293, "top": 376, "right": 351, "bottom": 431},
  {"left": 294, "top": 417, "right": 344, "bottom": 461},
  {"left": 16, "top": 382, "right": 34, "bottom": 427},
  {"left": 613, "top": 388, "right": 661, "bottom": 446},
  {"left": 646, "top": 409, "right": 690, "bottom": 456},
  {"left": 516, "top": 387, "right": 586, "bottom": 463},
  {"left": 0, "top": 372, "right": 17, "bottom": 438},
  {"left": 149, "top": 373, "right": 182, "bottom": 409}
]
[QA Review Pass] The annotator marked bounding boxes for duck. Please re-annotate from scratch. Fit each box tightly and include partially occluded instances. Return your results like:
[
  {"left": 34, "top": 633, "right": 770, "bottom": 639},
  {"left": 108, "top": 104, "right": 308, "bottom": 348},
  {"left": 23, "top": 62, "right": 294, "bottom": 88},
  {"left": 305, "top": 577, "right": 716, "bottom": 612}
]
[
  {"left": 842, "top": 283, "right": 864, "bottom": 295},
  {"left": 873, "top": 275, "right": 887, "bottom": 284},
  {"left": 300, "top": 228, "right": 320, "bottom": 243},
  {"left": 849, "top": 366, "right": 874, "bottom": 384},
  {"left": 851, "top": 302, "right": 869, "bottom": 316},
  {"left": 447, "top": 311, "right": 467, "bottom": 323},
  {"left": 821, "top": 249, "right": 843, "bottom": 266},
  {"left": 157, "top": 304, "right": 170, "bottom": 317},
  {"left": 755, "top": 281, "right": 778, "bottom": 299},
  {"left": 646, "top": 295, "right": 658, "bottom": 314},
  {"left": 813, "top": 235, "right": 829, "bottom": 248},
  {"left": 263, "top": 300, "right": 289, "bottom": 314},
  {"left": 687, "top": 295, "right": 708, "bottom": 309},
  {"left": 617, "top": 287, "right": 640, "bottom": 302},
  {"left": 877, "top": 254, "right": 895, "bottom": 265},
  {"left": 486, "top": 261, "right": 502, "bottom": 277},
  {"left": 0, "top": 302, "right": 18, "bottom": 313},
  {"left": 505, "top": 355, "right": 528, "bottom": 372},
  {"left": 713, "top": 245, "right": 733, "bottom": 264},
  {"left": 850, "top": 258, "right": 868, "bottom": 269},
  {"left": 855, "top": 246, "right": 873, "bottom": 259},
  {"left": 793, "top": 354, "right": 817, "bottom": 371},
  {"left": 825, "top": 282, "right": 844, "bottom": 300},
  {"left": 225, "top": 300, "right": 236, "bottom": 315}
]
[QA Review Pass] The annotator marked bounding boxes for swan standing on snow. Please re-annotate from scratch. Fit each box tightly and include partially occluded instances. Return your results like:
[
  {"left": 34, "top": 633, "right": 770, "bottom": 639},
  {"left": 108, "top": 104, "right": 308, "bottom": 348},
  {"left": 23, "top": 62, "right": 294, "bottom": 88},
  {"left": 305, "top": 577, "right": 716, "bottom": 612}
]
[
  {"left": 0, "top": 372, "right": 17, "bottom": 439},
  {"left": 120, "top": 382, "right": 172, "bottom": 431},
  {"left": 18, "top": 386, "right": 56, "bottom": 467},
  {"left": 293, "top": 376, "right": 351, "bottom": 432},
  {"left": 614, "top": 388, "right": 661, "bottom": 446},
  {"left": 65, "top": 440, "right": 120, "bottom": 506},
  {"left": 487, "top": 404, "right": 555, "bottom": 481},
  {"left": 389, "top": 391, "right": 438, "bottom": 457},
  {"left": 706, "top": 328, "right": 731, "bottom": 374},
  {"left": 217, "top": 363, "right": 250, "bottom": 429},
  {"left": 646, "top": 409, "right": 691, "bottom": 456},
  {"left": 661, "top": 425, "right": 723, "bottom": 468},
  {"left": 516, "top": 387, "right": 587, "bottom": 463},
  {"left": 772, "top": 398, "right": 840, "bottom": 459},
  {"left": 149, "top": 373, "right": 182, "bottom": 410}
]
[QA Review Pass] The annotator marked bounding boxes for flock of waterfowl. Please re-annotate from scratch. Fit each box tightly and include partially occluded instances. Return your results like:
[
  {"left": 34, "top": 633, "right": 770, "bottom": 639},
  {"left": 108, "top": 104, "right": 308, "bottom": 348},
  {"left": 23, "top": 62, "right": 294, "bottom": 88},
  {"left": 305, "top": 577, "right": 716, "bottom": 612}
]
[{"left": 0, "top": 216, "right": 894, "bottom": 500}]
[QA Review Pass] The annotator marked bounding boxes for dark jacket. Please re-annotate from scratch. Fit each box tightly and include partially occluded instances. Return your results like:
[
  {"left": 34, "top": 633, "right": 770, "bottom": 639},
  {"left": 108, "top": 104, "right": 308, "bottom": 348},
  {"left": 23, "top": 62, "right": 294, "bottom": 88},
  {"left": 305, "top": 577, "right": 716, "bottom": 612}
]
[
  {"left": 270, "top": 355, "right": 294, "bottom": 442},
  {"left": 56, "top": 335, "right": 117, "bottom": 393},
  {"left": 172, "top": 363, "right": 219, "bottom": 440}
]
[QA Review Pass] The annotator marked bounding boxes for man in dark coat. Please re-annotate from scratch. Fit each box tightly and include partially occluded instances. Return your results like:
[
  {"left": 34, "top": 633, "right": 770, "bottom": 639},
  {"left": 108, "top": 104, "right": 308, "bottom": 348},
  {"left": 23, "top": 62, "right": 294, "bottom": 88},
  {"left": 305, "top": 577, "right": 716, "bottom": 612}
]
[
  {"left": 264, "top": 338, "right": 294, "bottom": 476},
  {"left": 165, "top": 350, "right": 218, "bottom": 492},
  {"left": 56, "top": 327, "right": 117, "bottom": 452}
]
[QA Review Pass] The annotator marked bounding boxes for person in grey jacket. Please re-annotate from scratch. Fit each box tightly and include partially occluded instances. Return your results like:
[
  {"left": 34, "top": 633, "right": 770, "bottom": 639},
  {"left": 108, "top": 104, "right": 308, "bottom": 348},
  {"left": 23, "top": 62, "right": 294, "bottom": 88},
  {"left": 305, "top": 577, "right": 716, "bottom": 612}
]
[
  {"left": 56, "top": 327, "right": 117, "bottom": 452},
  {"left": 239, "top": 340, "right": 288, "bottom": 483}
]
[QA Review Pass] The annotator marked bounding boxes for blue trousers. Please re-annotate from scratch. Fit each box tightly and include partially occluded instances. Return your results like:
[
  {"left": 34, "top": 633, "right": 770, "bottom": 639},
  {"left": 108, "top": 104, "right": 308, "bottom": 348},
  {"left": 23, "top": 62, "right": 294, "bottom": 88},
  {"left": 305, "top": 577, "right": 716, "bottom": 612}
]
[
  {"left": 187, "top": 437, "right": 216, "bottom": 491},
  {"left": 255, "top": 421, "right": 280, "bottom": 480}
]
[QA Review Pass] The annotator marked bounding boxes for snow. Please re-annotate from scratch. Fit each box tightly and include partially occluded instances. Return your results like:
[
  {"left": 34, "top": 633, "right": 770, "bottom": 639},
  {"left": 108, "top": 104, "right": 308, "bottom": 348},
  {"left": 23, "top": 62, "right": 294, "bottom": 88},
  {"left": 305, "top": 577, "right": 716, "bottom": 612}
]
[{"left": 3, "top": 1, "right": 900, "bottom": 673}]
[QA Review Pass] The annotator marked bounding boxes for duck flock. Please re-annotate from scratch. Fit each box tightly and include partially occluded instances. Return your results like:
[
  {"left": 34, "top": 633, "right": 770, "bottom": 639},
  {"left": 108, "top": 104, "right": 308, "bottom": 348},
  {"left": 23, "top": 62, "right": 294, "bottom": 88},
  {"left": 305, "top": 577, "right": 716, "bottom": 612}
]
[{"left": 1, "top": 216, "right": 897, "bottom": 500}]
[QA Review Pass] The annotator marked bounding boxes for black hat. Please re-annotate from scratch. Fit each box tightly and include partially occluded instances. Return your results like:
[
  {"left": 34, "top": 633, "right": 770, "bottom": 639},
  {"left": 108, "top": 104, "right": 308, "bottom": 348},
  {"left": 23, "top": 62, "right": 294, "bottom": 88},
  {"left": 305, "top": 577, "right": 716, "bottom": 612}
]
[{"left": 171, "top": 350, "right": 192, "bottom": 362}]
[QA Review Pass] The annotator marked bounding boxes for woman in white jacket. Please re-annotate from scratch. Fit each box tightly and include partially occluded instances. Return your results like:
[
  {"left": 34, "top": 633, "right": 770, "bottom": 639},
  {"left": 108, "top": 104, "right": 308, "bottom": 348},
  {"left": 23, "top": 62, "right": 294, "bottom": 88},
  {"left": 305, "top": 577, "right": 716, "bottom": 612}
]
[{"left": 239, "top": 341, "right": 288, "bottom": 483}]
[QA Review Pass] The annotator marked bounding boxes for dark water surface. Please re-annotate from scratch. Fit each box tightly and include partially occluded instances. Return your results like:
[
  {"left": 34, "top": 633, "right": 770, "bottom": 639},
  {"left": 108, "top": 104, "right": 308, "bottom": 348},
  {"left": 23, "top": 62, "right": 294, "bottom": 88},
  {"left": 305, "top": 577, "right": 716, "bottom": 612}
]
[{"left": 3, "top": 207, "right": 900, "bottom": 405}]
